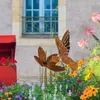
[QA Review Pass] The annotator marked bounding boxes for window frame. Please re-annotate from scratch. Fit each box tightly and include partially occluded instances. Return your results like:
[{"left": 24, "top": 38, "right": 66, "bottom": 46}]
[{"left": 22, "top": 0, "right": 58, "bottom": 38}]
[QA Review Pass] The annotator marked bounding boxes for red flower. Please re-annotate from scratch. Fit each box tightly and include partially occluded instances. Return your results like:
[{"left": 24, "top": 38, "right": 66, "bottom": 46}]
[
  {"left": 10, "top": 59, "right": 17, "bottom": 63},
  {"left": 0, "top": 61, "right": 3, "bottom": 64},
  {"left": 0, "top": 98, "right": 5, "bottom": 100},
  {"left": 0, "top": 61, "right": 5, "bottom": 66},
  {"left": 0, "top": 57, "right": 17, "bottom": 66},
  {"left": 1, "top": 57, "right": 8, "bottom": 62},
  {"left": 77, "top": 79, "right": 81, "bottom": 84},
  {"left": 71, "top": 88, "right": 74, "bottom": 93},
  {"left": 77, "top": 92, "right": 81, "bottom": 95}
]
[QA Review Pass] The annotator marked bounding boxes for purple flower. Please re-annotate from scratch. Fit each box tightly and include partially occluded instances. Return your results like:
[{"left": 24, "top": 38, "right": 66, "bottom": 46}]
[
  {"left": 15, "top": 95, "right": 21, "bottom": 98},
  {"left": 66, "top": 80, "right": 70, "bottom": 82},
  {"left": 24, "top": 96, "right": 27, "bottom": 99},
  {"left": 2, "top": 86, "right": 6, "bottom": 91},
  {"left": 0, "top": 89, "right": 3, "bottom": 92},
  {"left": 10, "top": 86, "right": 13, "bottom": 89},
  {"left": 17, "top": 92, "right": 23, "bottom": 95},
  {"left": 24, "top": 85, "right": 29, "bottom": 89}
]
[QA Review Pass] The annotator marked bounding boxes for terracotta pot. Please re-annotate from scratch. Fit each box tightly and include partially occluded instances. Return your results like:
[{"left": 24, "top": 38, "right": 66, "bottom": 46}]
[{"left": 0, "top": 66, "right": 17, "bottom": 86}]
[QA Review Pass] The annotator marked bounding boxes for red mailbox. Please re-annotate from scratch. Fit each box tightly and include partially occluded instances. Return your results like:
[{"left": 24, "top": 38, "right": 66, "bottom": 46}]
[{"left": 0, "top": 35, "right": 17, "bottom": 86}]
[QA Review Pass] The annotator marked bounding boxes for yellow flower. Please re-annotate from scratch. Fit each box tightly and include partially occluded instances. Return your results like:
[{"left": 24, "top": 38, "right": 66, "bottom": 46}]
[
  {"left": 7, "top": 98, "right": 11, "bottom": 100},
  {"left": 5, "top": 92, "right": 9, "bottom": 96},
  {"left": 8, "top": 92, "right": 12, "bottom": 95},
  {"left": 69, "top": 71, "right": 77, "bottom": 77},
  {"left": 53, "top": 77, "right": 56, "bottom": 80},
  {"left": 5, "top": 92, "right": 12, "bottom": 96},
  {"left": 77, "top": 63, "right": 81, "bottom": 70},
  {"left": 85, "top": 86, "right": 93, "bottom": 91},
  {"left": 77, "top": 59, "right": 86, "bottom": 70},
  {"left": 80, "top": 86, "right": 99, "bottom": 100},
  {"left": 80, "top": 94, "right": 87, "bottom": 100},
  {"left": 85, "top": 73, "right": 91, "bottom": 81},
  {"left": 65, "top": 67, "right": 69, "bottom": 70},
  {"left": 59, "top": 75, "right": 63, "bottom": 79},
  {"left": 85, "top": 69, "right": 94, "bottom": 81},
  {"left": 51, "top": 72, "right": 55, "bottom": 75},
  {"left": 77, "top": 58, "right": 86, "bottom": 65},
  {"left": 87, "top": 91, "right": 93, "bottom": 98},
  {"left": 91, "top": 87, "right": 99, "bottom": 96},
  {"left": 83, "top": 86, "right": 93, "bottom": 97}
]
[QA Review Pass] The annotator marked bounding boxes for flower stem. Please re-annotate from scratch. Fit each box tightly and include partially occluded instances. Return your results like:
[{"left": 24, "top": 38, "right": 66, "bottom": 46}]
[
  {"left": 85, "top": 46, "right": 92, "bottom": 52},
  {"left": 92, "top": 34, "right": 100, "bottom": 44},
  {"left": 92, "top": 74, "right": 100, "bottom": 88}
]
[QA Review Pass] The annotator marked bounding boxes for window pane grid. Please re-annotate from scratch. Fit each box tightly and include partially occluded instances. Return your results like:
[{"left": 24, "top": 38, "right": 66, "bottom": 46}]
[{"left": 23, "top": 0, "right": 58, "bottom": 36}]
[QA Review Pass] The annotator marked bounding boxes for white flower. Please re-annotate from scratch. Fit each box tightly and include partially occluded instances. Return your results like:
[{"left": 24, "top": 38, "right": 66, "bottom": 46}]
[{"left": 68, "top": 90, "right": 72, "bottom": 96}]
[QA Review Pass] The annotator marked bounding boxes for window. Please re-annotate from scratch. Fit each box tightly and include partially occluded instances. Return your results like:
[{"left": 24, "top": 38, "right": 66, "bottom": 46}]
[{"left": 22, "top": 0, "right": 58, "bottom": 37}]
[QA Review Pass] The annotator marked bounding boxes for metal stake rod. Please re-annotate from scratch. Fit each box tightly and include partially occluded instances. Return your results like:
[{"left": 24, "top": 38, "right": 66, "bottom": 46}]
[{"left": 44, "top": 67, "right": 47, "bottom": 100}]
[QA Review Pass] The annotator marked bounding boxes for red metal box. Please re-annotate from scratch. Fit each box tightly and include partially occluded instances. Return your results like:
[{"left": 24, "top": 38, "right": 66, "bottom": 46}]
[{"left": 0, "top": 35, "right": 17, "bottom": 86}]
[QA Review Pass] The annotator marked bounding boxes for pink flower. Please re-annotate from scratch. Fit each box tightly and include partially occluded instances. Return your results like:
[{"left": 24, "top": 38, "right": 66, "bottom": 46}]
[
  {"left": 78, "top": 39, "right": 87, "bottom": 48},
  {"left": 92, "top": 13, "right": 100, "bottom": 22},
  {"left": 93, "top": 56, "right": 100, "bottom": 61},
  {"left": 85, "top": 28, "right": 96, "bottom": 37}
]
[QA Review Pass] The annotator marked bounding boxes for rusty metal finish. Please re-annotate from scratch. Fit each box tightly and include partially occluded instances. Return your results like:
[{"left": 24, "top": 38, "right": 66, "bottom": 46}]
[
  {"left": 34, "top": 47, "right": 65, "bottom": 72},
  {"left": 55, "top": 30, "right": 78, "bottom": 72}
]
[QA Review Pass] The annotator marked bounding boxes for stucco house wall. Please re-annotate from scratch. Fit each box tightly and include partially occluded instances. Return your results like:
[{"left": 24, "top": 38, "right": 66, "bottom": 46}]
[
  {"left": 0, "top": 0, "right": 12, "bottom": 33},
  {"left": 66, "top": 0, "right": 100, "bottom": 61}
]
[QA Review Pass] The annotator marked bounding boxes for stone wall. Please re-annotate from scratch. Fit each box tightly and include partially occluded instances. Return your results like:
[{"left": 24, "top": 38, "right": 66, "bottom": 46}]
[
  {"left": 15, "top": 0, "right": 100, "bottom": 81},
  {"left": 12, "top": 0, "right": 68, "bottom": 80},
  {"left": 0, "top": 0, "right": 12, "bottom": 33},
  {"left": 66, "top": 0, "right": 100, "bottom": 60},
  {"left": 16, "top": 45, "right": 58, "bottom": 81}
]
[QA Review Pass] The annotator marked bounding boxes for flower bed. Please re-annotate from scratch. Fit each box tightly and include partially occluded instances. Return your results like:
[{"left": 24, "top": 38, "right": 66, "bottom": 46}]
[
  {"left": 0, "top": 57, "right": 17, "bottom": 86},
  {"left": 0, "top": 83, "right": 31, "bottom": 100}
]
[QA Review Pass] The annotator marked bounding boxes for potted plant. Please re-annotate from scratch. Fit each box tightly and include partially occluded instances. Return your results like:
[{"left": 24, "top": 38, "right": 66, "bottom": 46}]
[
  {"left": 0, "top": 57, "right": 17, "bottom": 86},
  {"left": 0, "top": 35, "right": 17, "bottom": 86}
]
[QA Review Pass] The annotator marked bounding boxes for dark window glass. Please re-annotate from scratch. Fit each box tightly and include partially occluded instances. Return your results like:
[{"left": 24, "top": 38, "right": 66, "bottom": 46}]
[
  {"left": 44, "top": 22, "right": 50, "bottom": 32},
  {"left": 25, "top": 22, "right": 32, "bottom": 32},
  {"left": 33, "top": 0, "right": 39, "bottom": 9},
  {"left": 56, "top": 22, "right": 58, "bottom": 32},
  {"left": 52, "top": 22, "right": 58, "bottom": 32},
  {"left": 24, "top": 0, "right": 58, "bottom": 35},
  {"left": 52, "top": 0, "right": 58, "bottom": 9},
  {"left": 26, "top": 11, "right": 32, "bottom": 21},
  {"left": 52, "top": 10, "right": 58, "bottom": 16},
  {"left": 44, "top": 0, "right": 50, "bottom": 9},
  {"left": 33, "top": 22, "right": 39, "bottom": 32},
  {"left": 44, "top": 11, "right": 50, "bottom": 20},
  {"left": 26, "top": 0, "right": 32, "bottom": 9},
  {"left": 52, "top": 10, "right": 58, "bottom": 20},
  {"left": 33, "top": 11, "right": 39, "bottom": 20}
]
